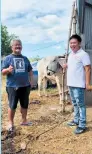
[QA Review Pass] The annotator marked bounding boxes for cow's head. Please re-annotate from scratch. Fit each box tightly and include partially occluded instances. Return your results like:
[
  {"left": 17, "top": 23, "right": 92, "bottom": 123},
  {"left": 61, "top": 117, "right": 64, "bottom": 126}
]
[{"left": 46, "top": 56, "right": 65, "bottom": 76}]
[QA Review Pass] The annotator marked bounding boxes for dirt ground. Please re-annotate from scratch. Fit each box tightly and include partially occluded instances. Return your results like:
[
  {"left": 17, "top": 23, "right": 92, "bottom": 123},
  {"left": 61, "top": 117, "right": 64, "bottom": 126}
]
[{"left": 1, "top": 77, "right": 92, "bottom": 154}]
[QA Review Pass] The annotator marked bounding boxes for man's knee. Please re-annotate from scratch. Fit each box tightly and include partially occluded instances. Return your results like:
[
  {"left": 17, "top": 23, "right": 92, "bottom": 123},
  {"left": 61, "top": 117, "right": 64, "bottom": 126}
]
[{"left": 9, "top": 103, "right": 17, "bottom": 110}]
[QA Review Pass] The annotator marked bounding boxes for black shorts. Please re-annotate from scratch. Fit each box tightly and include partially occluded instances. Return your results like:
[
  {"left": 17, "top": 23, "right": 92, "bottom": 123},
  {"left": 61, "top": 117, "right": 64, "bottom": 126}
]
[{"left": 6, "top": 86, "right": 31, "bottom": 110}]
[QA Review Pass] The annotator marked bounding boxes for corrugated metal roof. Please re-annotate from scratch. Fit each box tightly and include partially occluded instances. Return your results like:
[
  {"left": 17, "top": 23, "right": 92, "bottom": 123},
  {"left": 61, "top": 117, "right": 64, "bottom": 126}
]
[
  {"left": 77, "top": 0, "right": 92, "bottom": 50},
  {"left": 85, "top": 0, "right": 92, "bottom": 5}
]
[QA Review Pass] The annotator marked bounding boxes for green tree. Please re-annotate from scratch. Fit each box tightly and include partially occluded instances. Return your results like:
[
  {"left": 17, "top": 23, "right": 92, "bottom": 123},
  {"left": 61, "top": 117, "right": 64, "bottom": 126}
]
[
  {"left": 29, "top": 55, "right": 41, "bottom": 62},
  {"left": 1, "top": 25, "right": 18, "bottom": 56}
]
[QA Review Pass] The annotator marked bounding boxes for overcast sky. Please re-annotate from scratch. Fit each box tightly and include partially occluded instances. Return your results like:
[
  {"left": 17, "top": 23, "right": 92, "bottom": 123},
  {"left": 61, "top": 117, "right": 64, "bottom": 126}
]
[{"left": 2, "top": 0, "right": 73, "bottom": 58}]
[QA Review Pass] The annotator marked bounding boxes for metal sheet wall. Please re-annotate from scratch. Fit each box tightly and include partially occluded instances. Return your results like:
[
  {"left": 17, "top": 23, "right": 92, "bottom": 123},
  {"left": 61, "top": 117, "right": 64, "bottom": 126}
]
[
  {"left": 84, "top": 5, "right": 92, "bottom": 49},
  {"left": 77, "top": 0, "right": 92, "bottom": 49}
]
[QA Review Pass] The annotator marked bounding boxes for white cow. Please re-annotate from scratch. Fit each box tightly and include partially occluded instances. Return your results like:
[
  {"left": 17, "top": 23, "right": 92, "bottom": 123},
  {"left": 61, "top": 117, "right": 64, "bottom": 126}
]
[{"left": 37, "top": 56, "right": 69, "bottom": 112}]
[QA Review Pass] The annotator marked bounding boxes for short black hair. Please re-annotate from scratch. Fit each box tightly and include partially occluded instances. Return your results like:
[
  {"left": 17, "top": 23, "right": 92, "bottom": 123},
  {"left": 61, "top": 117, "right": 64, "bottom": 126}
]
[{"left": 69, "top": 34, "right": 82, "bottom": 42}]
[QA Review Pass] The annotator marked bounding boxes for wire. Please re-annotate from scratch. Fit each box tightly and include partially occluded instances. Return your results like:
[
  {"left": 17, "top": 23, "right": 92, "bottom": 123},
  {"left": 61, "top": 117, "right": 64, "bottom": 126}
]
[{"left": 31, "top": 41, "right": 64, "bottom": 52}]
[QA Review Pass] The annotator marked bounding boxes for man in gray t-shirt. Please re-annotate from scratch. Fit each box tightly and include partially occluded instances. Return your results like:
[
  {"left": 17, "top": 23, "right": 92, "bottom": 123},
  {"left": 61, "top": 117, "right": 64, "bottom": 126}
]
[{"left": 2, "top": 39, "right": 34, "bottom": 132}]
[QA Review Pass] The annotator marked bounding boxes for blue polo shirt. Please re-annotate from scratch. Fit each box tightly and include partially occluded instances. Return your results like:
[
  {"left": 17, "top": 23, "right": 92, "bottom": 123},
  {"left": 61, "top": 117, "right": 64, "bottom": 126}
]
[{"left": 2, "top": 54, "right": 32, "bottom": 88}]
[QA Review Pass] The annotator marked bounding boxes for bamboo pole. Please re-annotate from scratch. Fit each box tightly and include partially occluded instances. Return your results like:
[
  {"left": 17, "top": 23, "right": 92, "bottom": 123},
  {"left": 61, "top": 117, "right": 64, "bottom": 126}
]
[
  {"left": 61, "top": 1, "right": 76, "bottom": 112},
  {"left": 66, "top": 1, "right": 75, "bottom": 58},
  {"left": 72, "top": 2, "right": 77, "bottom": 34},
  {"left": 61, "top": 71, "right": 65, "bottom": 112}
]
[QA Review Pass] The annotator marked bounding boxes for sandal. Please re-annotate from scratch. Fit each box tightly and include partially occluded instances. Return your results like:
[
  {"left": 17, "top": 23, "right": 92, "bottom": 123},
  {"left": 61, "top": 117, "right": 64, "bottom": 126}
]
[
  {"left": 7, "top": 125, "right": 15, "bottom": 133},
  {"left": 20, "top": 122, "right": 32, "bottom": 126}
]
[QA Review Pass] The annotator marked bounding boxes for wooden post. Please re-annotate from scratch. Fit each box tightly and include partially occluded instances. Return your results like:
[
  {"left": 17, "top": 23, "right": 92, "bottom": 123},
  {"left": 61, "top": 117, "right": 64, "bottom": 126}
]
[{"left": 62, "top": 71, "right": 65, "bottom": 112}]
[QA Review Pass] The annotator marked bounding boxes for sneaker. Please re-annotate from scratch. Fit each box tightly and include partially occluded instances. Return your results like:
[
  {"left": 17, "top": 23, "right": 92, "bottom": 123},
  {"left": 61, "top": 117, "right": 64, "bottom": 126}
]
[
  {"left": 74, "top": 127, "right": 87, "bottom": 134},
  {"left": 67, "top": 120, "right": 78, "bottom": 126}
]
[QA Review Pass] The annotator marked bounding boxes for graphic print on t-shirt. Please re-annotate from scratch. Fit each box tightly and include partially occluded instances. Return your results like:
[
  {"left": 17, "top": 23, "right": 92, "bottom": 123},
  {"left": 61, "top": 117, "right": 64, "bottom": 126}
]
[{"left": 13, "top": 58, "right": 25, "bottom": 73}]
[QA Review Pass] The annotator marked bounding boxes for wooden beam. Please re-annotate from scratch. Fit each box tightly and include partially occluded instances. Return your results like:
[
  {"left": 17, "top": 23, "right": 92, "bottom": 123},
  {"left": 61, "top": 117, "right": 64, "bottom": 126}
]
[
  {"left": 81, "top": 0, "right": 85, "bottom": 33},
  {"left": 85, "top": 2, "right": 92, "bottom": 7},
  {"left": 81, "top": 34, "right": 85, "bottom": 50},
  {"left": 86, "top": 49, "right": 92, "bottom": 53}
]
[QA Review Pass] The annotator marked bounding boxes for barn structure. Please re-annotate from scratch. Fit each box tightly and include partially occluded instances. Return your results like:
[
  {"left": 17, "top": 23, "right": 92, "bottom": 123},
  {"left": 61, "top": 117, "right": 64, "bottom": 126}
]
[{"left": 77, "top": 0, "right": 92, "bottom": 105}]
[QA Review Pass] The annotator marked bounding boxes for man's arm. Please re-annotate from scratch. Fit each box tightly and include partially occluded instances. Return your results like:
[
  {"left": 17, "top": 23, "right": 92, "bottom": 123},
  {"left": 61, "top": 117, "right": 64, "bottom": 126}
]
[
  {"left": 84, "top": 65, "right": 91, "bottom": 90},
  {"left": 2, "top": 56, "right": 14, "bottom": 76},
  {"left": 63, "top": 63, "right": 68, "bottom": 69},
  {"left": 87, "top": 85, "right": 92, "bottom": 90},
  {"left": 29, "top": 70, "right": 34, "bottom": 87},
  {"left": 81, "top": 52, "right": 91, "bottom": 90},
  {"left": 2, "top": 65, "right": 13, "bottom": 76},
  {"left": 27, "top": 57, "right": 34, "bottom": 87}
]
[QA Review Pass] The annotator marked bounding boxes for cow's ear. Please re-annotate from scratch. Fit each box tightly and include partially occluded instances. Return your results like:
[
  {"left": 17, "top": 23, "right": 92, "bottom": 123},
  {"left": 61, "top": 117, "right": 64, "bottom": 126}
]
[
  {"left": 57, "top": 58, "right": 66, "bottom": 68},
  {"left": 58, "top": 55, "right": 65, "bottom": 58},
  {"left": 57, "top": 62, "right": 62, "bottom": 69}
]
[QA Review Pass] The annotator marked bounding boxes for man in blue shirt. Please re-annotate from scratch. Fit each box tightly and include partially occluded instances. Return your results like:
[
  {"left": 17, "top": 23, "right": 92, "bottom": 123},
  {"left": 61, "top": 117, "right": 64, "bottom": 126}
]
[{"left": 2, "top": 39, "right": 33, "bottom": 132}]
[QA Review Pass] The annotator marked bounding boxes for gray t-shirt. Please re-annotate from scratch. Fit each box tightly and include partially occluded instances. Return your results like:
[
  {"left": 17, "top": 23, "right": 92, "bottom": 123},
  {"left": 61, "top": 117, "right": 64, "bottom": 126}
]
[{"left": 2, "top": 54, "right": 32, "bottom": 88}]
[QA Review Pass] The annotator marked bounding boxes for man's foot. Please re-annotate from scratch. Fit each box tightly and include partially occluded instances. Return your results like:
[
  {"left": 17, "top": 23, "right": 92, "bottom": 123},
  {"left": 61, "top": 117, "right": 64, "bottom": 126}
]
[
  {"left": 7, "top": 124, "right": 15, "bottom": 133},
  {"left": 20, "top": 122, "right": 32, "bottom": 126},
  {"left": 74, "top": 127, "right": 87, "bottom": 134},
  {"left": 67, "top": 120, "right": 78, "bottom": 126}
]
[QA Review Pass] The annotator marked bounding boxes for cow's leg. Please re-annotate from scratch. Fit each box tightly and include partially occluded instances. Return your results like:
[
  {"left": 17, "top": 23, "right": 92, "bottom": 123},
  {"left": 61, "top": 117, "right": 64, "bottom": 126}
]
[
  {"left": 38, "top": 76, "right": 42, "bottom": 97},
  {"left": 64, "top": 89, "right": 71, "bottom": 104},
  {"left": 55, "top": 77, "right": 62, "bottom": 104},
  {"left": 56, "top": 76, "right": 65, "bottom": 112},
  {"left": 43, "top": 77, "right": 48, "bottom": 96}
]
